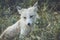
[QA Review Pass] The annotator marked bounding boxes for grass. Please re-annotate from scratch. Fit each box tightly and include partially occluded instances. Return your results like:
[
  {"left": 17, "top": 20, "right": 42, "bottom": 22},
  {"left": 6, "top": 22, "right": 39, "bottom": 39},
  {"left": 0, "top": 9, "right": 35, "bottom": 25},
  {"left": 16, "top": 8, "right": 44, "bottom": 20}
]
[{"left": 0, "top": 0, "right": 60, "bottom": 40}]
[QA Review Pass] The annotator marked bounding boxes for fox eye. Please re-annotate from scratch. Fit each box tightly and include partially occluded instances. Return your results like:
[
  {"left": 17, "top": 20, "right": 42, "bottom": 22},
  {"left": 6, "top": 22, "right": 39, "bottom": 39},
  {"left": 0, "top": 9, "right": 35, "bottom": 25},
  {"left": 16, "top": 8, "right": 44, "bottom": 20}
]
[
  {"left": 30, "top": 15, "right": 33, "bottom": 18},
  {"left": 24, "top": 17, "right": 26, "bottom": 19}
]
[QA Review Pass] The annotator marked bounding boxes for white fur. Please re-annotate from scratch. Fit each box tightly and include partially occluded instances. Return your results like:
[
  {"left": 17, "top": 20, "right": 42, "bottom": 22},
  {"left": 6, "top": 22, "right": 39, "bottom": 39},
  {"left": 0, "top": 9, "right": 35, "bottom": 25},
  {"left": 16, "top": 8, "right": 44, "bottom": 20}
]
[{"left": 0, "top": 2, "right": 39, "bottom": 40}]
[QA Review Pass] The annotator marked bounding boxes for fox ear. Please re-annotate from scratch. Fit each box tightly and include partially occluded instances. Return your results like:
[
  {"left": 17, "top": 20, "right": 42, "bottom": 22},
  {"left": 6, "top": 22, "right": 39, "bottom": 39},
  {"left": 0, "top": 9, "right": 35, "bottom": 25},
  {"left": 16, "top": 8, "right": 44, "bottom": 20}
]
[
  {"left": 33, "top": 2, "right": 38, "bottom": 7},
  {"left": 16, "top": 6, "right": 21, "bottom": 10},
  {"left": 16, "top": 6, "right": 23, "bottom": 14},
  {"left": 33, "top": 2, "right": 38, "bottom": 11}
]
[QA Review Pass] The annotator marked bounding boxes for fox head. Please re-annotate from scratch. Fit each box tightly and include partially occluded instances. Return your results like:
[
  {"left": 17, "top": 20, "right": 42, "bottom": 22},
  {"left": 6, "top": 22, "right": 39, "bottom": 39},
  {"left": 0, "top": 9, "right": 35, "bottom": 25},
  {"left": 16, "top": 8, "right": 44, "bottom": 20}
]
[{"left": 17, "top": 2, "right": 39, "bottom": 26}]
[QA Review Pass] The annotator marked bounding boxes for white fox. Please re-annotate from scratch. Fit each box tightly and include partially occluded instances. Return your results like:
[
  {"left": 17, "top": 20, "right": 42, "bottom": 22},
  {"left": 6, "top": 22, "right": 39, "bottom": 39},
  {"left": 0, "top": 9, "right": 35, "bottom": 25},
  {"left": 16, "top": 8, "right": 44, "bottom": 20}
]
[{"left": 0, "top": 2, "right": 39, "bottom": 40}]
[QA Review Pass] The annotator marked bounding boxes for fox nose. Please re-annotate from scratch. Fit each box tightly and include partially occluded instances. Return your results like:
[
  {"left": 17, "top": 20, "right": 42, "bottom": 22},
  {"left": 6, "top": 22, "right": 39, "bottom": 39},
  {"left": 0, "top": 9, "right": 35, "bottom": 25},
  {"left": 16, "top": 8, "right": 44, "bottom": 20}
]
[{"left": 28, "top": 23, "right": 30, "bottom": 26}]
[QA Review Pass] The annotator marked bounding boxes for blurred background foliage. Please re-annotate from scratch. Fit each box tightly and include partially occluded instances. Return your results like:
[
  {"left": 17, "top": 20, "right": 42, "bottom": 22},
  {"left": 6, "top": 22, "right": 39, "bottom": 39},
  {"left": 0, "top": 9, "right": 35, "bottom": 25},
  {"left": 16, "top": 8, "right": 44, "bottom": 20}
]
[{"left": 0, "top": 0, "right": 60, "bottom": 40}]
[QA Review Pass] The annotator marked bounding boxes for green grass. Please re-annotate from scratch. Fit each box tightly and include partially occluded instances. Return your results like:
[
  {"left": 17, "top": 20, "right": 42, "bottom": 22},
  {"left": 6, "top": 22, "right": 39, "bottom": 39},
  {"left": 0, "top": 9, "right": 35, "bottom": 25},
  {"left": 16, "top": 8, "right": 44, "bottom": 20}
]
[{"left": 0, "top": 0, "right": 60, "bottom": 40}]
